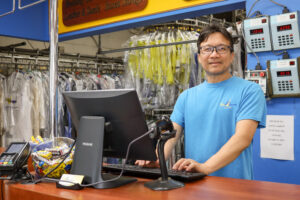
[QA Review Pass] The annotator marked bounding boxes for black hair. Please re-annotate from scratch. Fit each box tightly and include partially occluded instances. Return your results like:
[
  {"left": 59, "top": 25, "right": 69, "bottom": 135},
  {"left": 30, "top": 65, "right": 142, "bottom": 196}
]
[{"left": 197, "top": 24, "right": 234, "bottom": 53}]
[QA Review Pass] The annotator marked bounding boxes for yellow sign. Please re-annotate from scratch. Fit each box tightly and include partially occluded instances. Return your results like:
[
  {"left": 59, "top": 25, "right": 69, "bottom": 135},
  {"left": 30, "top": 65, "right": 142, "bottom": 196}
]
[{"left": 58, "top": 0, "right": 223, "bottom": 34}]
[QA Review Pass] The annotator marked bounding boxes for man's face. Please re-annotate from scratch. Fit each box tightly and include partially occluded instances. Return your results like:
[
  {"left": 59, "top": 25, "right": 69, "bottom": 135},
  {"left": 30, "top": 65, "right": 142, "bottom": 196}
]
[{"left": 197, "top": 32, "right": 234, "bottom": 77}]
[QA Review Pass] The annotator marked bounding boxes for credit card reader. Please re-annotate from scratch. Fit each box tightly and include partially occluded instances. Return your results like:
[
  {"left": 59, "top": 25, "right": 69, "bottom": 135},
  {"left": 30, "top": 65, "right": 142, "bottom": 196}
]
[{"left": 0, "top": 142, "right": 30, "bottom": 180}]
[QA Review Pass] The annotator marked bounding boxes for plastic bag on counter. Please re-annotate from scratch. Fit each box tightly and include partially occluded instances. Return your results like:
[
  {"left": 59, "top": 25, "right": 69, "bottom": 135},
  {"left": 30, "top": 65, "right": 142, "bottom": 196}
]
[{"left": 31, "top": 137, "right": 74, "bottom": 178}]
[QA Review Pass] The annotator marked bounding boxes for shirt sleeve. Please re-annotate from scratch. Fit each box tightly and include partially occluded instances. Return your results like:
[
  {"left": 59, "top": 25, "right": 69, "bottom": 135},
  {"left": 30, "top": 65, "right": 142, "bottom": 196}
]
[
  {"left": 236, "top": 83, "right": 267, "bottom": 128},
  {"left": 170, "top": 90, "right": 187, "bottom": 128}
]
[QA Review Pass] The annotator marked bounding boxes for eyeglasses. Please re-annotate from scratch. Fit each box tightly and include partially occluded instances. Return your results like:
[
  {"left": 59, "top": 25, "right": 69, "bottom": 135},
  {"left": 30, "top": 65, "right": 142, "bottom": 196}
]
[{"left": 199, "top": 45, "right": 232, "bottom": 54}]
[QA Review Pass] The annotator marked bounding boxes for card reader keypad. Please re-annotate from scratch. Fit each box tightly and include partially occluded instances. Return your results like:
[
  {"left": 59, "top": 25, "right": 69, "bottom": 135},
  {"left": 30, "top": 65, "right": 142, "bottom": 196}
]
[{"left": 0, "top": 154, "right": 15, "bottom": 166}]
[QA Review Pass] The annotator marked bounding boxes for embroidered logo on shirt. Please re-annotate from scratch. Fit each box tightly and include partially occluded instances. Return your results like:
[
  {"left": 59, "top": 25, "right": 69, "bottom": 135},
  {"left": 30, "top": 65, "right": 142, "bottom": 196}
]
[{"left": 220, "top": 99, "right": 232, "bottom": 109}]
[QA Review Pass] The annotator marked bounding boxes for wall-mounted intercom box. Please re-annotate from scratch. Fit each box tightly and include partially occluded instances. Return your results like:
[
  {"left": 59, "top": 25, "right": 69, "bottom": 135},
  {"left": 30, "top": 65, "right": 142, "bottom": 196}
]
[
  {"left": 270, "top": 11, "right": 300, "bottom": 51},
  {"left": 243, "top": 17, "right": 272, "bottom": 52},
  {"left": 267, "top": 57, "right": 300, "bottom": 97}
]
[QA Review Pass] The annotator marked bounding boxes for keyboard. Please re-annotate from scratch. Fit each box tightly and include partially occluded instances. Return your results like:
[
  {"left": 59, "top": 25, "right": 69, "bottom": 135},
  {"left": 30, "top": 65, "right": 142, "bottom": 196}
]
[{"left": 103, "top": 164, "right": 206, "bottom": 182}]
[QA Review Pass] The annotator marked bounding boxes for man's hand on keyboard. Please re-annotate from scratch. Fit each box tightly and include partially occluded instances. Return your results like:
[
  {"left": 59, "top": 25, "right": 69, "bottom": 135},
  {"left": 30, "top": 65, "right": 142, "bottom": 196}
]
[
  {"left": 135, "top": 160, "right": 160, "bottom": 168},
  {"left": 172, "top": 158, "right": 209, "bottom": 175}
]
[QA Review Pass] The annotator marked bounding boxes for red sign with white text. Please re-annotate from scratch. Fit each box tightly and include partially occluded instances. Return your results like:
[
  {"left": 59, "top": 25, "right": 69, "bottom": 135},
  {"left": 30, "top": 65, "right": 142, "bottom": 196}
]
[{"left": 63, "top": 0, "right": 148, "bottom": 26}]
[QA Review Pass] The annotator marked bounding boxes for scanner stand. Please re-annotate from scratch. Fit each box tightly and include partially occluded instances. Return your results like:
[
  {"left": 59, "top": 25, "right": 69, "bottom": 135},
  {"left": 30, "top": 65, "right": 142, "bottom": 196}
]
[{"left": 144, "top": 129, "right": 184, "bottom": 191}]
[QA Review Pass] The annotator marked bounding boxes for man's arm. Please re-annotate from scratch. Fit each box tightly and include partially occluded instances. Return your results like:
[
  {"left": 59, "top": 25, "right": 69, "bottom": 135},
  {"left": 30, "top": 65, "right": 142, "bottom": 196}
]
[
  {"left": 173, "top": 119, "right": 258, "bottom": 174},
  {"left": 163, "top": 122, "right": 183, "bottom": 160}
]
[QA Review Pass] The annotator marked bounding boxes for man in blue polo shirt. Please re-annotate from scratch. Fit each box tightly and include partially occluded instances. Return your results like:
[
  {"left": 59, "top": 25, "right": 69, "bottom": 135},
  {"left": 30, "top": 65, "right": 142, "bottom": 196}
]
[{"left": 168, "top": 24, "right": 266, "bottom": 179}]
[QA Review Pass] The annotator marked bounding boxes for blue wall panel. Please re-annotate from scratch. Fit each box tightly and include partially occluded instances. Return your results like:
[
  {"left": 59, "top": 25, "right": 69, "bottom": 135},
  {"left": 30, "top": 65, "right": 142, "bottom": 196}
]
[
  {"left": 246, "top": 0, "right": 300, "bottom": 184},
  {"left": 0, "top": 0, "right": 49, "bottom": 41}
]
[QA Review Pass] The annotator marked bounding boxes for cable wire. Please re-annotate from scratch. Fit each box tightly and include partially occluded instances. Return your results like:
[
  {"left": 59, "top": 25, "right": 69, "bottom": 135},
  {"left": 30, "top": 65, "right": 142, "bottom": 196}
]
[
  {"left": 269, "top": 0, "right": 289, "bottom": 13},
  {"left": 246, "top": 0, "right": 260, "bottom": 18},
  {"left": 269, "top": 0, "right": 286, "bottom": 8}
]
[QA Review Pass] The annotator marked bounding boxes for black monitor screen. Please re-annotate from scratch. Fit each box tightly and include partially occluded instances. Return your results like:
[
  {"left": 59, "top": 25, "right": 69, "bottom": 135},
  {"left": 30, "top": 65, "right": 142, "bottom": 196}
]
[{"left": 63, "top": 89, "right": 156, "bottom": 161}]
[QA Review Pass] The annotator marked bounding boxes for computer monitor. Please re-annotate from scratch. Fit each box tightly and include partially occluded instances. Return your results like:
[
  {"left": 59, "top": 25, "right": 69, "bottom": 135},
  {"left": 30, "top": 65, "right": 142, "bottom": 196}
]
[{"left": 62, "top": 89, "right": 156, "bottom": 189}]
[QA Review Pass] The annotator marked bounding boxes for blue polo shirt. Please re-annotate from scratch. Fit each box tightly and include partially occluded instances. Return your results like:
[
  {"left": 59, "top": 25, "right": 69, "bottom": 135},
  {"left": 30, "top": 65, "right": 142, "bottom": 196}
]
[{"left": 171, "top": 76, "right": 266, "bottom": 179}]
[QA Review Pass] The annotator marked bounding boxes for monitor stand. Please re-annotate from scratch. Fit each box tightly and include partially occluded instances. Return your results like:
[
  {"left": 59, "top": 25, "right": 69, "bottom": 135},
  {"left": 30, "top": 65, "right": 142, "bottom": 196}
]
[{"left": 70, "top": 116, "right": 137, "bottom": 189}]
